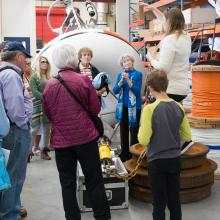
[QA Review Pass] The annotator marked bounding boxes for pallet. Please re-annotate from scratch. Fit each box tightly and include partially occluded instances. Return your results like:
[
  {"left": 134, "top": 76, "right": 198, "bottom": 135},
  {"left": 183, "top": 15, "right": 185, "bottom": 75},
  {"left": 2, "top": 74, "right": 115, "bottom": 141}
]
[{"left": 192, "top": 65, "right": 220, "bottom": 72}]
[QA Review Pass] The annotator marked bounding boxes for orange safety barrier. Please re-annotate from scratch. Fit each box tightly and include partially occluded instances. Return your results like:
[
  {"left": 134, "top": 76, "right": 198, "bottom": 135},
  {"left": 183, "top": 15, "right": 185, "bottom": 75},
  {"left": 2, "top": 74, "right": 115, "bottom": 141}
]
[{"left": 192, "top": 65, "right": 220, "bottom": 118}]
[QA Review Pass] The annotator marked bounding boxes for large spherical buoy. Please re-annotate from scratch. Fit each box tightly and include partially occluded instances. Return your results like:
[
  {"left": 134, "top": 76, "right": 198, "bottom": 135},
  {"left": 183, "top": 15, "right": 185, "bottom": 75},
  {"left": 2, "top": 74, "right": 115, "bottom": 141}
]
[{"left": 36, "top": 29, "right": 143, "bottom": 126}]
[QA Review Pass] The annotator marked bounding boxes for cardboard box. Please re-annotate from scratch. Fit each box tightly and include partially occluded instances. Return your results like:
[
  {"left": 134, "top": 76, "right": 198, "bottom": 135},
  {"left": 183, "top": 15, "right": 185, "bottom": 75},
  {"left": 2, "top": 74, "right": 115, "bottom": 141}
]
[
  {"left": 132, "top": 5, "right": 145, "bottom": 22},
  {"left": 77, "top": 158, "right": 129, "bottom": 212},
  {"left": 183, "top": 7, "right": 217, "bottom": 24},
  {"left": 136, "top": 29, "right": 154, "bottom": 38},
  {"left": 139, "top": 5, "right": 144, "bottom": 20},
  {"left": 149, "top": 19, "right": 164, "bottom": 33}
]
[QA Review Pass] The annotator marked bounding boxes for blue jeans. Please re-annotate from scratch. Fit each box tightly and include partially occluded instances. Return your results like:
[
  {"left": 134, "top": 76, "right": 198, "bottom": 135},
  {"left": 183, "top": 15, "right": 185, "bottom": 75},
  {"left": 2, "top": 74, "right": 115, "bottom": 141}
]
[{"left": 0, "top": 125, "right": 31, "bottom": 220}]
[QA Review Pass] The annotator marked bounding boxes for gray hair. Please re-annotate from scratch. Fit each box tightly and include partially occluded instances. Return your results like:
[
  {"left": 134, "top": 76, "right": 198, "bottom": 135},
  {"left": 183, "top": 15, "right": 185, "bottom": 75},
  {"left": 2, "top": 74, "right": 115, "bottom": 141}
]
[
  {"left": 1, "top": 51, "right": 18, "bottom": 62},
  {"left": 52, "top": 44, "right": 78, "bottom": 69},
  {"left": 119, "top": 53, "right": 135, "bottom": 67}
]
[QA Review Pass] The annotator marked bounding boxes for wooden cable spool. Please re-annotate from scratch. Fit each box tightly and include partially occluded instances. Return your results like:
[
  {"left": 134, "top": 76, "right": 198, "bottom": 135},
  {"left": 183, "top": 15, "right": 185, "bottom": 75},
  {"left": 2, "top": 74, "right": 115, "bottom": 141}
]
[
  {"left": 187, "top": 113, "right": 220, "bottom": 128},
  {"left": 125, "top": 159, "right": 217, "bottom": 189},
  {"left": 129, "top": 143, "right": 209, "bottom": 169},
  {"left": 127, "top": 142, "right": 217, "bottom": 203},
  {"left": 129, "top": 182, "right": 214, "bottom": 204},
  {"left": 191, "top": 65, "right": 220, "bottom": 118}
]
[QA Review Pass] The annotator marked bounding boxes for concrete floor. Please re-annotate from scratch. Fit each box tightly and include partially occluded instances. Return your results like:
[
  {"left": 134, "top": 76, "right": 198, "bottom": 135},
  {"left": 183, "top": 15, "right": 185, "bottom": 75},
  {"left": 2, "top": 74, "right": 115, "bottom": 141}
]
[{"left": 22, "top": 153, "right": 220, "bottom": 220}]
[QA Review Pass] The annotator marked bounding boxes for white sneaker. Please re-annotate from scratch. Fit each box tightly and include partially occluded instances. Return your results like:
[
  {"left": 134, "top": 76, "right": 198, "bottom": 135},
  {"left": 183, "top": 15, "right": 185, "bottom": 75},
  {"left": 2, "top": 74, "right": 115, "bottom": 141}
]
[{"left": 181, "top": 141, "right": 194, "bottom": 154}]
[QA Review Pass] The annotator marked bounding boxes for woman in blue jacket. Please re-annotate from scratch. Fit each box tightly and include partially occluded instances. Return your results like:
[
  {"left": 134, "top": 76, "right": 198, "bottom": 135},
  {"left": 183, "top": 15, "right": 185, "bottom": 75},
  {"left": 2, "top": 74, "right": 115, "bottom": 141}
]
[{"left": 113, "top": 54, "right": 142, "bottom": 162}]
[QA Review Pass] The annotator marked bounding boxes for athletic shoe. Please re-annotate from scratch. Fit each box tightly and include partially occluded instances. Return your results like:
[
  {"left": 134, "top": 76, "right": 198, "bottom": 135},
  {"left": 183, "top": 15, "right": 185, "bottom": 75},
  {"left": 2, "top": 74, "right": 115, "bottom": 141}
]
[{"left": 181, "top": 141, "right": 194, "bottom": 154}]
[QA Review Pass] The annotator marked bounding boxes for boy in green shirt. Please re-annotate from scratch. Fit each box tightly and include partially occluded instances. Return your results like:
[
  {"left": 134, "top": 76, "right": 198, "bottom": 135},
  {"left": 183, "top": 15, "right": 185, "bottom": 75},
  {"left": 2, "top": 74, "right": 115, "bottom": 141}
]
[{"left": 138, "top": 70, "right": 191, "bottom": 220}]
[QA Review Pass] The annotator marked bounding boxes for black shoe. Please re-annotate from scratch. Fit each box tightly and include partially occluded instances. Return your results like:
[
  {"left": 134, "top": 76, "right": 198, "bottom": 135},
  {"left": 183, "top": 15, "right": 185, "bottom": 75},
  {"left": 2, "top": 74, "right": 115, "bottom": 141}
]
[{"left": 20, "top": 206, "right": 27, "bottom": 218}]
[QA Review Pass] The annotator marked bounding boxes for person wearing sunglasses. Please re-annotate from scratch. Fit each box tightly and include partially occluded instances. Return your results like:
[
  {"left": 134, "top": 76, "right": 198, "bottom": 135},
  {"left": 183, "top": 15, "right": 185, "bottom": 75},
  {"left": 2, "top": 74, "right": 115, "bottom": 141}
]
[{"left": 29, "top": 56, "right": 52, "bottom": 160}]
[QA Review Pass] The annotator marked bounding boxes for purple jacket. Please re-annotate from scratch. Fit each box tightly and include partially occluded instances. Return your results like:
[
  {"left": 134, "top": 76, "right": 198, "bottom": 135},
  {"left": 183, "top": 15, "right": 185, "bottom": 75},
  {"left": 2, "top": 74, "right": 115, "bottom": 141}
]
[{"left": 43, "top": 69, "right": 100, "bottom": 148}]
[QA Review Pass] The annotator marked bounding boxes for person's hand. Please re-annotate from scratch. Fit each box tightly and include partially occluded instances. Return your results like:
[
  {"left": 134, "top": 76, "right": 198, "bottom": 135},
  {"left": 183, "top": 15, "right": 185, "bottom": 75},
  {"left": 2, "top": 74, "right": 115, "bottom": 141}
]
[
  {"left": 96, "top": 87, "right": 106, "bottom": 96},
  {"left": 122, "top": 72, "right": 132, "bottom": 87},
  {"left": 122, "top": 72, "right": 128, "bottom": 79},
  {"left": 138, "top": 1, "right": 166, "bottom": 24},
  {"left": 122, "top": 72, "right": 130, "bottom": 83}
]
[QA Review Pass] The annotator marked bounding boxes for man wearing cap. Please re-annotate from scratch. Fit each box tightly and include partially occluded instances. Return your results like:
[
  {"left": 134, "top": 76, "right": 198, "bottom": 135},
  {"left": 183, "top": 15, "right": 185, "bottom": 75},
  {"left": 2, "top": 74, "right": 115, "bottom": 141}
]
[{"left": 0, "top": 41, "right": 33, "bottom": 220}]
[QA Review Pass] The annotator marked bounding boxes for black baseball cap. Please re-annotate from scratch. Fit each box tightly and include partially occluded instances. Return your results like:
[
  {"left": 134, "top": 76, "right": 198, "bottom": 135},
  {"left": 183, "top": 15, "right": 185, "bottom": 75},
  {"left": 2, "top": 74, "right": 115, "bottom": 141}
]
[{"left": 2, "top": 41, "right": 32, "bottom": 58}]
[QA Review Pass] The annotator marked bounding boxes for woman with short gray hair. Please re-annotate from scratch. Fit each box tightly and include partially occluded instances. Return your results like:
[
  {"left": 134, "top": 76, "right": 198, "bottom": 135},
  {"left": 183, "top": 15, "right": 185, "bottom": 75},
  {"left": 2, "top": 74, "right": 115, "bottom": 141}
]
[
  {"left": 43, "top": 44, "right": 111, "bottom": 220},
  {"left": 113, "top": 53, "right": 142, "bottom": 162},
  {"left": 52, "top": 44, "right": 78, "bottom": 70},
  {"left": 119, "top": 54, "right": 135, "bottom": 68}
]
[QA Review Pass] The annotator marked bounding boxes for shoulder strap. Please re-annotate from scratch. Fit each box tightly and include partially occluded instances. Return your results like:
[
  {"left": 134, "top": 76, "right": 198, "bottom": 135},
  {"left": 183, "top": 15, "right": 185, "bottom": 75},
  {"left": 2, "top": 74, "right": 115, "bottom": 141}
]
[
  {"left": 0, "top": 66, "right": 25, "bottom": 125},
  {"left": 0, "top": 66, "right": 23, "bottom": 81},
  {"left": 0, "top": 66, "right": 19, "bottom": 73},
  {"left": 54, "top": 74, "right": 87, "bottom": 112}
]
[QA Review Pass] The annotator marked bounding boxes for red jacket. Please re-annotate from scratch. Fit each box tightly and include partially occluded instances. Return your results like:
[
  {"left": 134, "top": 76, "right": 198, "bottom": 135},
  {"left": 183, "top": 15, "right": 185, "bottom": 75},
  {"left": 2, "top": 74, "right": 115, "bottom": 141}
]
[{"left": 43, "top": 69, "right": 100, "bottom": 148}]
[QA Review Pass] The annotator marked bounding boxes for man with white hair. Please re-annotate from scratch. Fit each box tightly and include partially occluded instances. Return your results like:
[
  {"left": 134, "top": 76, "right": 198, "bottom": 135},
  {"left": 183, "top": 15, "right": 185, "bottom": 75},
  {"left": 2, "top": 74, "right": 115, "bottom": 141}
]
[{"left": 0, "top": 41, "right": 32, "bottom": 220}]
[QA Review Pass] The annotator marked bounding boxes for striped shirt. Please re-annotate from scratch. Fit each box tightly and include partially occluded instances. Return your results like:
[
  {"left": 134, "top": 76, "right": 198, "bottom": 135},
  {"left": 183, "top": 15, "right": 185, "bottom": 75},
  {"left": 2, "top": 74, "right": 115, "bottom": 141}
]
[{"left": 79, "top": 63, "right": 93, "bottom": 80}]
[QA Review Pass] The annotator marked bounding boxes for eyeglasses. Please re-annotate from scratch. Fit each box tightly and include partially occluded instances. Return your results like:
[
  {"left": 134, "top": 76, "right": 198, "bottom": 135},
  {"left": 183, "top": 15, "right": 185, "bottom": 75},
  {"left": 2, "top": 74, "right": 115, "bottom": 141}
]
[{"left": 40, "top": 61, "right": 49, "bottom": 64}]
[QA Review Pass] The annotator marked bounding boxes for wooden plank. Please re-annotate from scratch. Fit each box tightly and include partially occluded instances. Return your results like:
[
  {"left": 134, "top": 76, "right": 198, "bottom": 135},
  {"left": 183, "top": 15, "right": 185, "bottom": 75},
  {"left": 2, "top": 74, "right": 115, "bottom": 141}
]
[{"left": 144, "top": 0, "right": 177, "bottom": 13}]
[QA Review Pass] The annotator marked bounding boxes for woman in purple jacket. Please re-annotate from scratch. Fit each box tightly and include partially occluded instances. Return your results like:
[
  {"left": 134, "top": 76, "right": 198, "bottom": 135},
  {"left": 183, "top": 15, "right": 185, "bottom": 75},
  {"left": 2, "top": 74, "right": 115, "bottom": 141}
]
[{"left": 43, "top": 44, "right": 110, "bottom": 220}]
